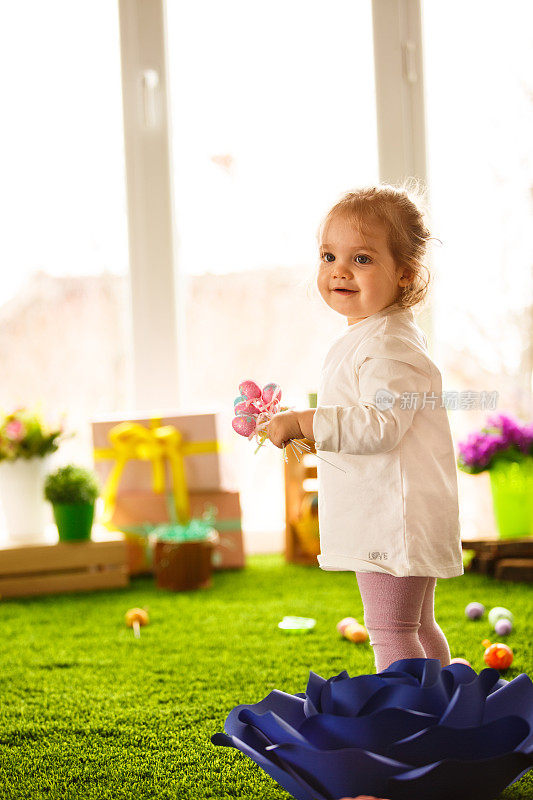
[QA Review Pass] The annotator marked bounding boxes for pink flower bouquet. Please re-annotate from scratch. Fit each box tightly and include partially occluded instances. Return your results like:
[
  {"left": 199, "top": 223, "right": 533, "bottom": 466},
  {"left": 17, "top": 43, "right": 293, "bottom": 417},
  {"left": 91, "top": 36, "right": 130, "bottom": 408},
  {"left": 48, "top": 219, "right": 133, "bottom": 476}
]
[{"left": 0, "top": 407, "right": 68, "bottom": 461}]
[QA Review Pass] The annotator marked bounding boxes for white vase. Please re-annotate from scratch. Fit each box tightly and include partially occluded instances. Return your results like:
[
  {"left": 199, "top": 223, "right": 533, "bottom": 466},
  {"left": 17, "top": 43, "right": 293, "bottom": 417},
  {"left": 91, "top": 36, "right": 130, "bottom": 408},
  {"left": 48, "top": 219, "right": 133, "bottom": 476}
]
[{"left": 0, "top": 456, "right": 52, "bottom": 544}]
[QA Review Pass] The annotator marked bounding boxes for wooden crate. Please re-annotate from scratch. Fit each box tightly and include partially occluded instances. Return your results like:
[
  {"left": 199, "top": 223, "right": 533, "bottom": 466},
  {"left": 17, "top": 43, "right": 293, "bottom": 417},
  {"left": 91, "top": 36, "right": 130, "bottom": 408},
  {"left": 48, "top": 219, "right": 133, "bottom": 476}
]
[
  {"left": 495, "top": 559, "right": 533, "bottom": 582},
  {"left": 462, "top": 537, "right": 533, "bottom": 582},
  {"left": 0, "top": 531, "right": 128, "bottom": 598},
  {"left": 284, "top": 439, "right": 319, "bottom": 565}
]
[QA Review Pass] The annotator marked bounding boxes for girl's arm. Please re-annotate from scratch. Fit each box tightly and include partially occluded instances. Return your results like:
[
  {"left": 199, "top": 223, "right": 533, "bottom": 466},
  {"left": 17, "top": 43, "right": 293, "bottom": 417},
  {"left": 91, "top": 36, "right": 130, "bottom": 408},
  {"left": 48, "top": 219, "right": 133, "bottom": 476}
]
[
  {"left": 297, "top": 409, "right": 316, "bottom": 440},
  {"left": 314, "top": 356, "right": 431, "bottom": 455}
]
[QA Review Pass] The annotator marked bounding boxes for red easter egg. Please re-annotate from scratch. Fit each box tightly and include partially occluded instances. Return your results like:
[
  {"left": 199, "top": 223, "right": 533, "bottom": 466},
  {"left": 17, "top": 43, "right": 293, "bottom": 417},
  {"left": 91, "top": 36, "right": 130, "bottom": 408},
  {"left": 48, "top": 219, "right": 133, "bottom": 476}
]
[
  {"left": 239, "top": 380, "right": 262, "bottom": 400},
  {"left": 232, "top": 415, "right": 256, "bottom": 437},
  {"left": 483, "top": 642, "right": 513, "bottom": 670},
  {"left": 262, "top": 382, "right": 282, "bottom": 405}
]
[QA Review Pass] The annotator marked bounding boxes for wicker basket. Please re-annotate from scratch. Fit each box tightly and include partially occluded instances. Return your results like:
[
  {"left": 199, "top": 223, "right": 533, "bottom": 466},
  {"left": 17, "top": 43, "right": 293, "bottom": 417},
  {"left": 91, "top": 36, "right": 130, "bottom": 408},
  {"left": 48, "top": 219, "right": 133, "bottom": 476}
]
[{"left": 152, "top": 533, "right": 217, "bottom": 591}]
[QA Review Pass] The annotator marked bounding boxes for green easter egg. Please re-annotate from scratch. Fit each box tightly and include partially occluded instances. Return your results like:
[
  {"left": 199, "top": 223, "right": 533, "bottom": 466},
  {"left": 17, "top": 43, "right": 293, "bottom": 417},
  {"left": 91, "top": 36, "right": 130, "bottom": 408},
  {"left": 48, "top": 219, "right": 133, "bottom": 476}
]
[{"left": 488, "top": 606, "right": 514, "bottom": 627}]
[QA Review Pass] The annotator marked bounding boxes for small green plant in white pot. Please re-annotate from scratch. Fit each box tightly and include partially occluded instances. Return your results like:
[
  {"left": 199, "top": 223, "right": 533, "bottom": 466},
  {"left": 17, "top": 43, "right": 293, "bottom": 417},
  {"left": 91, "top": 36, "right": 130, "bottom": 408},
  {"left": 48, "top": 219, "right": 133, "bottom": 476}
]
[{"left": 44, "top": 465, "right": 100, "bottom": 542}]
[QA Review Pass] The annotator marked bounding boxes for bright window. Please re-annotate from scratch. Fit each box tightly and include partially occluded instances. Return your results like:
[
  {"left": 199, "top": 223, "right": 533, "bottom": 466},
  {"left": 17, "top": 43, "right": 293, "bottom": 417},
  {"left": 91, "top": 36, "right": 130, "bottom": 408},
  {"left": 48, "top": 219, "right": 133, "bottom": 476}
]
[
  {"left": 166, "top": 0, "right": 380, "bottom": 549},
  {"left": 422, "top": 0, "right": 533, "bottom": 536},
  {"left": 0, "top": 1, "right": 131, "bottom": 471}
]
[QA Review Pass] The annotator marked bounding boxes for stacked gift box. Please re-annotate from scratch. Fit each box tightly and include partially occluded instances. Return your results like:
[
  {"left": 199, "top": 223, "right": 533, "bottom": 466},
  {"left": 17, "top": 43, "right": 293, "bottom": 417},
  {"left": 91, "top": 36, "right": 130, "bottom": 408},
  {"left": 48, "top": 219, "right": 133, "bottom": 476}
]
[{"left": 91, "top": 411, "right": 244, "bottom": 575}]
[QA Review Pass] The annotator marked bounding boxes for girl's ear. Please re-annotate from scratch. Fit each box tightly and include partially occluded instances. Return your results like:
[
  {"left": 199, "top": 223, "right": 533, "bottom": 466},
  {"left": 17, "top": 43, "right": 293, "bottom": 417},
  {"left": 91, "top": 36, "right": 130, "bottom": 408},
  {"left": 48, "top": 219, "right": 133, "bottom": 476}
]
[{"left": 398, "top": 268, "right": 415, "bottom": 287}]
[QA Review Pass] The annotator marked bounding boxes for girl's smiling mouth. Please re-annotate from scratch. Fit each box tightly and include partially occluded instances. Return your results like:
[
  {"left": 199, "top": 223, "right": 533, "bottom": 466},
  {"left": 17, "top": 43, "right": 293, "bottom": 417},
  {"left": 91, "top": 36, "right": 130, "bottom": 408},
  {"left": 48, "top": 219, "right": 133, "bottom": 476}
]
[{"left": 333, "top": 288, "right": 358, "bottom": 294}]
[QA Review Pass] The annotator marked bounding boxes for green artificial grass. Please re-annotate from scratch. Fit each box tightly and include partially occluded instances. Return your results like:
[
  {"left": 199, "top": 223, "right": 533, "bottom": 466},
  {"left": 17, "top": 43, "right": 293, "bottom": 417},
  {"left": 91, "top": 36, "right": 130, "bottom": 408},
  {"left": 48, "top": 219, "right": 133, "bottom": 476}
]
[{"left": 0, "top": 554, "right": 532, "bottom": 800}]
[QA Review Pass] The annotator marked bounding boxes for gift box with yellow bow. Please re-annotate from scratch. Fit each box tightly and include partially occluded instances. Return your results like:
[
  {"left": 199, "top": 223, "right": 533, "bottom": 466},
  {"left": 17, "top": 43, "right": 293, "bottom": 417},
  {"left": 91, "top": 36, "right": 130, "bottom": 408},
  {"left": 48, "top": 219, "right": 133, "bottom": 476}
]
[{"left": 91, "top": 411, "right": 242, "bottom": 574}]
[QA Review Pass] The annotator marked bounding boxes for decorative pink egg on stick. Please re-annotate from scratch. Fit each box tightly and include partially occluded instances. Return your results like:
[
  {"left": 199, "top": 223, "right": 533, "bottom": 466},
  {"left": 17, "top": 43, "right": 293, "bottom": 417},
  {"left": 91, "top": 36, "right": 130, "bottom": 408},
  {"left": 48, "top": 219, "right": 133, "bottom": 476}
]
[
  {"left": 262, "top": 382, "right": 282, "bottom": 405},
  {"left": 232, "top": 415, "right": 257, "bottom": 438},
  {"left": 239, "top": 380, "right": 262, "bottom": 401},
  {"left": 234, "top": 400, "right": 261, "bottom": 417}
]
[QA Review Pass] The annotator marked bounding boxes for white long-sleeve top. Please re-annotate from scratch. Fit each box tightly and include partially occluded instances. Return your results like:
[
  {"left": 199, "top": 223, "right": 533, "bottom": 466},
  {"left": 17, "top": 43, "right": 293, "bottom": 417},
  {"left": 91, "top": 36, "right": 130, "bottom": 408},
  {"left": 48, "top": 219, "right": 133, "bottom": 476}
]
[{"left": 312, "top": 301, "right": 464, "bottom": 578}]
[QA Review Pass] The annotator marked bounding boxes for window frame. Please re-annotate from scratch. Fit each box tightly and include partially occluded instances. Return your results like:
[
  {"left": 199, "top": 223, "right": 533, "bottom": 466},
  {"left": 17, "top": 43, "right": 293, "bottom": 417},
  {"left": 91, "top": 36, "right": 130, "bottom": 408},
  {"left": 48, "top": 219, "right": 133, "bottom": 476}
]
[
  {"left": 118, "top": 0, "right": 182, "bottom": 410},
  {"left": 117, "top": 0, "right": 430, "bottom": 405}
]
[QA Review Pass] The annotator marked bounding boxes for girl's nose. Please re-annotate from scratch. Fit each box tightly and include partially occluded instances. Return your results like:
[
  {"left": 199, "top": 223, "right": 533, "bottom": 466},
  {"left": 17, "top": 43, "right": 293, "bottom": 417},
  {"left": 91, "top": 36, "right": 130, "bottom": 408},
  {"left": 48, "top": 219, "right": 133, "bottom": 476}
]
[{"left": 333, "top": 260, "right": 352, "bottom": 278}]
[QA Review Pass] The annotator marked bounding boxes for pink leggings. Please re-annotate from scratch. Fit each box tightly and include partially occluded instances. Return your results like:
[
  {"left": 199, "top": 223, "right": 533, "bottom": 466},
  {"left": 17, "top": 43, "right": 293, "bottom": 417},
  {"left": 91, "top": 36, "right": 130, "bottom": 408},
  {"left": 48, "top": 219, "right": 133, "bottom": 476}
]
[{"left": 355, "top": 573, "right": 451, "bottom": 673}]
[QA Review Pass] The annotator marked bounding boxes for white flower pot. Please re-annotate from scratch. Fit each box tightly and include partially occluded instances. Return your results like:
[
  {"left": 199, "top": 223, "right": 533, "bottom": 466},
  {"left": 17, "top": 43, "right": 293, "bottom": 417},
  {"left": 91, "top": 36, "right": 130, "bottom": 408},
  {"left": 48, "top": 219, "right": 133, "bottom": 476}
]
[{"left": 0, "top": 456, "right": 52, "bottom": 544}]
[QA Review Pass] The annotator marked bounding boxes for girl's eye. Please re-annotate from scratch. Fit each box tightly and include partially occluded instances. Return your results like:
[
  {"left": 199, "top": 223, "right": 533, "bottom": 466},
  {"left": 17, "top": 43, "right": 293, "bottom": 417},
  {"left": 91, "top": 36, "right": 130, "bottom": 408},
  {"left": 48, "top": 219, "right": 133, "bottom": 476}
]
[
  {"left": 322, "top": 252, "right": 335, "bottom": 263},
  {"left": 355, "top": 254, "right": 371, "bottom": 265}
]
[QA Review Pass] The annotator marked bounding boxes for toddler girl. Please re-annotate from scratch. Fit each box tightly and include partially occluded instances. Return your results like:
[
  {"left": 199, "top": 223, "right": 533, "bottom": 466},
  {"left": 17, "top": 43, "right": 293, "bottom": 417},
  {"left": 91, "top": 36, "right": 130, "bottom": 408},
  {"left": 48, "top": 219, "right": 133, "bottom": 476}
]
[{"left": 266, "top": 183, "right": 463, "bottom": 674}]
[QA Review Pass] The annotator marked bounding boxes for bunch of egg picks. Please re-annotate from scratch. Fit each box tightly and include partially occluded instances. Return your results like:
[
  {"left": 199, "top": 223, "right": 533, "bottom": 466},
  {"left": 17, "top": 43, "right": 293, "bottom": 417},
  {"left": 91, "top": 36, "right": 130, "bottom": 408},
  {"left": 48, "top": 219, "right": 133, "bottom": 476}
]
[
  {"left": 232, "top": 379, "right": 313, "bottom": 463},
  {"left": 232, "top": 379, "right": 346, "bottom": 473}
]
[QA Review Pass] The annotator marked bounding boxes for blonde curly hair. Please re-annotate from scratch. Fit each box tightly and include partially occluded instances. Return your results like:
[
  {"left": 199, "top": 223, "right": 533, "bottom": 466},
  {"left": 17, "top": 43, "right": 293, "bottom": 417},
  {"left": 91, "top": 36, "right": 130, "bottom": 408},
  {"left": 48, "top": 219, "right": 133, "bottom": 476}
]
[{"left": 317, "top": 179, "right": 435, "bottom": 309}]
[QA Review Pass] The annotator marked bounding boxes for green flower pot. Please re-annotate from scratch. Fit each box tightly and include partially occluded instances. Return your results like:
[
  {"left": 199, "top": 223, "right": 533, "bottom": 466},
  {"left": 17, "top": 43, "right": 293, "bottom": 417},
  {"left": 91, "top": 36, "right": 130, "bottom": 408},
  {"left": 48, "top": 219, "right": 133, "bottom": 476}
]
[
  {"left": 52, "top": 503, "right": 94, "bottom": 542},
  {"left": 489, "top": 458, "right": 533, "bottom": 539}
]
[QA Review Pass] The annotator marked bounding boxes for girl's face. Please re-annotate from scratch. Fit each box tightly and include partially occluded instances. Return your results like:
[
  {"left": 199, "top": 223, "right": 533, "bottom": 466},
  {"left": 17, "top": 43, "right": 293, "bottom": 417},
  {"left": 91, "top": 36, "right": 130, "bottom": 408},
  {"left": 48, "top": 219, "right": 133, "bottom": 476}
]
[{"left": 317, "top": 214, "right": 412, "bottom": 325}]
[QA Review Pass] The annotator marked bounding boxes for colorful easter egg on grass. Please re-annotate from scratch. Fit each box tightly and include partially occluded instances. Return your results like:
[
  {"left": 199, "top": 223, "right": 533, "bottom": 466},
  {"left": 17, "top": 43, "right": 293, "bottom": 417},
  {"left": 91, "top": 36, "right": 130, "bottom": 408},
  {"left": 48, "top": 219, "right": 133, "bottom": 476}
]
[
  {"left": 239, "top": 380, "right": 262, "bottom": 400},
  {"left": 465, "top": 602, "right": 485, "bottom": 620},
  {"left": 232, "top": 415, "right": 256, "bottom": 437},
  {"left": 336, "top": 617, "right": 358, "bottom": 636},
  {"left": 482, "top": 640, "right": 514, "bottom": 670},
  {"left": 344, "top": 622, "right": 368, "bottom": 643},
  {"left": 488, "top": 607, "right": 514, "bottom": 628},
  {"left": 262, "top": 383, "right": 281, "bottom": 405},
  {"left": 495, "top": 618, "right": 513, "bottom": 636},
  {"left": 234, "top": 400, "right": 260, "bottom": 417},
  {"left": 450, "top": 657, "right": 472, "bottom": 667}
]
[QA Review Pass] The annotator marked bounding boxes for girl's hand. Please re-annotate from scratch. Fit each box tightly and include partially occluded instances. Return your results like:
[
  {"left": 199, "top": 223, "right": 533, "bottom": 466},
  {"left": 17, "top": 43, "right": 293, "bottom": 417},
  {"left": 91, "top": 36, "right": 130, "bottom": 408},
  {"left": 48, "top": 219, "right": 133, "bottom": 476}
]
[{"left": 265, "top": 410, "right": 303, "bottom": 449}]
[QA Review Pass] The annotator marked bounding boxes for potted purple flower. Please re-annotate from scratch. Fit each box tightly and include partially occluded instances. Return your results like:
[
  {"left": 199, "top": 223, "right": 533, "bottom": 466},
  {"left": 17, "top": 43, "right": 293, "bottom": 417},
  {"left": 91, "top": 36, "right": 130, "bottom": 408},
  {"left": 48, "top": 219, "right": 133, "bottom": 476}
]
[{"left": 457, "top": 412, "right": 533, "bottom": 539}]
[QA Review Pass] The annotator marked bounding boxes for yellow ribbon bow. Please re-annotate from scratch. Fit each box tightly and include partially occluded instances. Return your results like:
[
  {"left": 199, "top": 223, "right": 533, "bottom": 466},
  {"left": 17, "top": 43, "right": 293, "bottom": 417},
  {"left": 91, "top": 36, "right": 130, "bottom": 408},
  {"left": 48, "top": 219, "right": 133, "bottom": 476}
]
[{"left": 94, "top": 418, "right": 225, "bottom": 527}]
